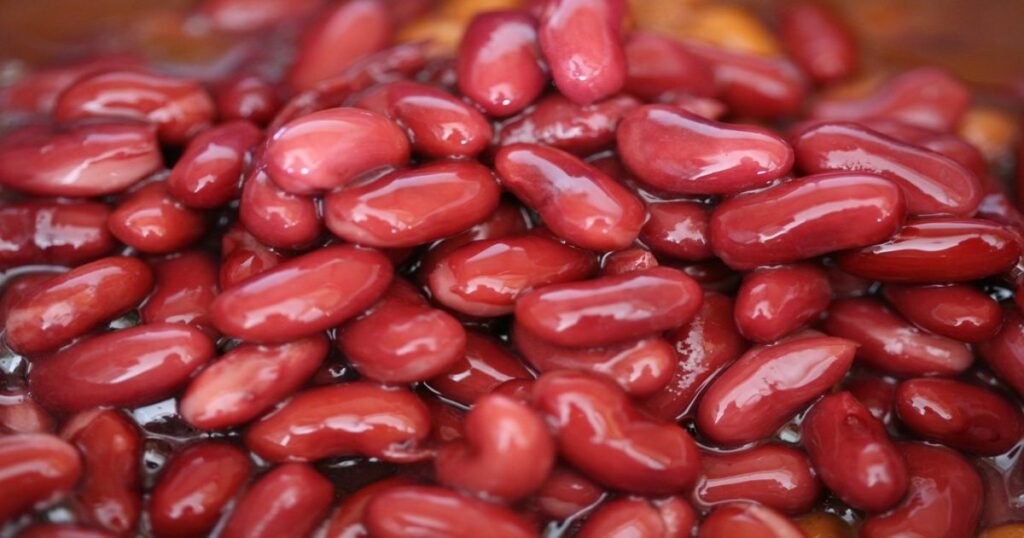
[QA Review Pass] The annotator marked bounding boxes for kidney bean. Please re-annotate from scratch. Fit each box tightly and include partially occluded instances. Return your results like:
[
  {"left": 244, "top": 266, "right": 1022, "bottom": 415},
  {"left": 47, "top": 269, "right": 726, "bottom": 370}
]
[
  {"left": 54, "top": 70, "right": 215, "bottom": 144},
  {"left": 218, "top": 224, "right": 284, "bottom": 289},
  {"left": 0, "top": 275, "right": 53, "bottom": 330},
  {"left": 618, "top": 105, "right": 794, "bottom": 195},
  {"left": 0, "top": 389, "right": 55, "bottom": 434},
  {"left": 324, "top": 161, "right": 501, "bottom": 248},
  {"left": 167, "top": 121, "right": 261, "bottom": 209},
  {"left": 245, "top": 382, "right": 430, "bottom": 462},
  {"left": 734, "top": 264, "right": 831, "bottom": 343},
  {"left": 239, "top": 170, "right": 322, "bottom": 249},
  {"left": 496, "top": 93, "right": 641, "bottom": 156},
  {"left": 364, "top": 485, "right": 535, "bottom": 538},
  {"left": 16, "top": 524, "right": 117, "bottom": 538},
  {"left": 426, "top": 234, "right": 597, "bottom": 317},
  {"left": 697, "top": 503, "right": 805, "bottom": 538},
  {"left": 860, "top": 443, "right": 982, "bottom": 538},
  {"left": 601, "top": 247, "right": 659, "bottom": 275},
  {"left": 534, "top": 467, "right": 605, "bottom": 520},
  {"left": 860, "top": 118, "right": 989, "bottom": 179},
  {"left": 845, "top": 375, "right": 898, "bottom": 425},
  {"left": 263, "top": 107, "right": 409, "bottom": 195},
  {"left": 778, "top": 2, "right": 857, "bottom": 85},
  {"left": 515, "top": 266, "right": 703, "bottom": 347},
  {"left": 537, "top": 0, "right": 626, "bottom": 104},
  {"left": 220, "top": 463, "right": 332, "bottom": 538},
  {"left": 532, "top": 370, "right": 701, "bottom": 494},
  {"left": 419, "top": 198, "right": 531, "bottom": 271},
  {"left": 882, "top": 284, "right": 1002, "bottom": 342},
  {"left": 0, "top": 54, "right": 142, "bottom": 115},
  {"left": 29, "top": 323, "right": 215, "bottom": 412},
  {"left": 426, "top": 332, "right": 533, "bottom": 405},
  {"left": 793, "top": 122, "right": 982, "bottom": 216},
  {"left": 977, "top": 306, "right": 1024, "bottom": 397},
  {"left": 201, "top": 0, "right": 324, "bottom": 31},
  {"left": 0, "top": 433, "right": 82, "bottom": 523},
  {"left": 426, "top": 397, "right": 465, "bottom": 444},
  {"left": 824, "top": 297, "right": 973, "bottom": 376},
  {"left": 695, "top": 445, "right": 820, "bottom": 515},
  {"left": 895, "top": 378, "right": 1024, "bottom": 455},
  {"left": 108, "top": 182, "right": 207, "bottom": 254},
  {"left": 801, "top": 392, "right": 908, "bottom": 512},
  {"left": 579, "top": 496, "right": 697, "bottom": 538},
  {"left": 214, "top": 73, "right": 279, "bottom": 126},
  {"left": 640, "top": 201, "right": 712, "bottom": 261},
  {"left": 0, "top": 124, "right": 162, "bottom": 197},
  {"left": 456, "top": 11, "right": 546, "bottom": 117},
  {"left": 697, "top": 336, "right": 855, "bottom": 445},
  {"left": 710, "top": 172, "right": 905, "bottom": 269},
  {"left": 623, "top": 31, "right": 716, "bottom": 101},
  {"left": 514, "top": 323, "right": 675, "bottom": 396},
  {"left": 322, "top": 477, "right": 415, "bottom": 538},
  {"left": 210, "top": 245, "right": 391, "bottom": 343},
  {"left": 0, "top": 202, "right": 112, "bottom": 271},
  {"left": 141, "top": 251, "right": 219, "bottom": 334},
  {"left": 5, "top": 256, "right": 152, "bottom": 354}
]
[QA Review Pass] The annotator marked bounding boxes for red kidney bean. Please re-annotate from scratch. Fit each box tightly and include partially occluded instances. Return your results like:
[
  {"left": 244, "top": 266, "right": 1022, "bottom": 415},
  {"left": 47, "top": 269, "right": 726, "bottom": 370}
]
[
  {"left": 733, "top": 263, "right": 831, "bottom": 343},
  {"left": 496, "top": 143, "right": 645, "bottom": 250},
  {"left": 695, "top": 445, "right": 820, "bottom": 515},
  {"left": 895, "top": 378, "right": 1024, "bottom": 455},
  {"left": 845, "top": 375, "right": 898, "bottom": 424},
  {"left": 0, "top": 124, "right": 162, "bottom": 197},
  {"left": 601, "top": 247, "right": 659, "bottom": 275},
  {"left": 426, "top": 332, "right": 533, "bottom": 405},
  {"left": 623, "top": 31, "right": 716, "bottom": 101},
  {"left": 60, "top": 410, "right": 140, "bottom": 535},
  {"left": 210, "top": 245, "right": 392, "bottom": 343},
  {"left": 811, "top": 68, "right": 970, "bottom": 132},
  {"left": 364, "top": 485, "right": 536, "bottom": 538},
  {"left": 5, "top": 256, "right": 153, "bottom": 354},
  {"left": 141, "top": 251, "right": 219, "bottom": 334},
  {"left": 534, "top": 467, "right": 605, "bottom": 520},
  {"left": 532, "top": 370, "right": 701, "bottom": 494},
  {"left": 697, "top": 336, "right": 855, "bottom": 445},
  {"left": 697, "top": 503, "right": 805, "bottom": 538},
  {"left": 180, "top": 335, "right": 327, "bottom": 429},
  {"left": 167, "top": 121, "right": 261, "bottom": 209},
  {"left": 354, "top": 80, "right": 493, "bottom": 158},
  {"left": 0, "top": 389, "right": 55, "bottom": 434},
  {"left": 661, "top": 93, "right": 728, "bottom": 120},
  {"left": 239, "top": 170, "right": 322, "bottom": 249},
  {"left": 778, "top": 1, "right": 857, "bottom": 85},
  {"left": 0, "top": 274, "right": 53, "bottom": 329},
  {"left": 286, "top": 0, "right": 393, "bottom": 91},
  {"left": 220, "top": 463, "right": 333, "bottom": 538},
  {"left": 0, "top": 54, "right": 142, "bottom": 115},
  {"left": 618, "top": 105, "right": 794, "bottom": 195},
  {"left": 215, "top": 73, "right": 279, "bottom": 126},
  {"left": 426, "top": 234, "right": 597, "bottom": 317},
  {"left": 514, "top": 323, "right": 675, "bottom": 396},
  {"left": 801, "top": 392, "right": 908, "bottom": 512},
  {"left": 640, "top": 201, "right": 712, "bottom": 261},
  {"left": 29, "top": 323, "right": 215, "bottom": 412},
  {"left": 108, "top": 182, "right": 208, "bottom": 254},
  {"left": 245, "top": 382, "right": 431, "bottom": 462},
  {"left": 882, "top": 284, "right": 1002, "bottom": 342},
  {"left": 324, "top": 161, "right": 501, "bottom": 248},
  {"left": 860, "top": 118, "right": 989, "bottom": 179},
  {"left": 824, "top": 297, "right": 973, "bottom": 376},
  {"left": 0, "top": 433, "right": 82, "bottom": 523},
  {"left": 218, "top": 223, "right": 284, "bottom": 289},
  {"left": 977, "top": 306, "right": 1024, "bottom": 397},
  {"left": 710, "top": 171, "right": 905, "bottom": 269},
  {"left": 54, "top": 70, "right": 215, "bottom": 144},
  {"left": 263, "top": 107, "right": 409, "bottom": 195},
  {"left": 538, "top": 0, "right": 626, "bottom": 105},
  {"left": 793, "top": 122, "right": 983, "bottom": 216},
  {"left": 860, "top": 443, "right": 982, "bottom": 538},
  {"left": 496, "top": 93, "right": 641, "bottom": 156},
  {"left": 419, "top": 199, "right": 531, "bottom": 270},
  {"left": 201, "top": 0, "right": 324, "bottom": 32},
  {"left": 16, "top": 524, "right": 117, "bottom": 538},
  {"left": 322, "top": 477, "right": 415, "bottom": 538},
  {"left": 0, "top": 202, "right": 113, "bottom": 270},
  {"left": 426, "top": 397, "right": 465, "bottom": 443},
  {"left": 456, "top": 10, "right": 546, "bottom": 117},
  {"left": 515, "top": 267, "right": 703, "bottom": 347},
  {"left": 579, "top": 496, "right": 697, "bottom": 538},
  {"left": 148, "top": 442, "right": 251, "bottom": 538}
]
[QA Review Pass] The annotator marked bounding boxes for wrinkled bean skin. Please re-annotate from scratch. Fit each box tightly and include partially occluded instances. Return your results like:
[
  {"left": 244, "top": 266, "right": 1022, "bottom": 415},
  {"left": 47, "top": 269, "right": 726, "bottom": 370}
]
[
  {"left": 426, "top": 333, "right": 533, "bottom": 405},
  {"left": 624, "top": 32, "right": 716, "bottom": 101},
  {"left": 141, "top": 251, "right": 219, "bottom": 334},
  {"left": 532, "top": 370, "right": 701, "bottom": 494},
  {"left": 778, "top": 2, "right": 857, "bottom": 85},
  {"left": 214, "top": 73, "right": 279, "bottom": 126},
  {"left": 733, "top": 264, "right": 831, "bottom": 343},
  {"left": 579, "top": 496, "right": 697, "bottom": 538},
  {"left": 977, "top": 306, "right": 1024, "bottom": 397},
  {"left": 640, "top": 201, "right": 712, "bottom": 262},
  {"left": 167, "top": 121, "right": 262, "bottom": 209},
  {"left": 801, "top": 392, "right": 908, "bottom": 512},
  {"left": 239, "top": 170, "right": 323, "bottom": 249},
  {"left": 109, "top": 182, "right": 207, "bottom": 254},
  {"left": 882, "top": 284, "right": 1002, "bottom": 342},
  {"left": 538, "top": 0, "right": 626, "bottom": 105},
  {"left": 534, "top": 467, "right": 605, "bottom": 520},
  {"left": 682, "top": 42, "right": 807, "bottom": 119},
  {"left": 364, "top": 485, "right": 536, "bottom": 538},
  {"left": 0, "top": 202, "right": 114, "bottom": 270},
  {"left": 322, "top": 477, "right": 414, "bottom": 538},
  {"left": 220, "top": 463, "right": 333, "bottom": 538},
  {"left": 695, "top": 445, "right": 820, "bottom": 515},
  {"left": 0, "top": 433, "right": 82, "bottom": 523},
  {"left": 697, "top": 336, "right": 856, "bottom": 445},
  {"left": 698, "top": 503, "right": 806, "bottom": 538},
  {"left": 496, "top": 94, "right": 641, "bottom": 156},
  {"left": 457, "top": 11, "right": 547, "bottom": 117},
  {"left": 710, "top": 172, "right": 905, "bottom": 270}
]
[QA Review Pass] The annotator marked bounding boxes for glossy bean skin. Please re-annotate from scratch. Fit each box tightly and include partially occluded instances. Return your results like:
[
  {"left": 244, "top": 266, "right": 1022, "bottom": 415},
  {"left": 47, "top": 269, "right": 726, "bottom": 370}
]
[
  {"left": 578, "top": 496, "right": 697, "bottom": 538},
  {"left": 496, "top": 143, "right": 645, "bottom": 251},
  {"left": 218, "top": 224, "right": 285, "bottom": 290},
  {"left": 180, "top": 335, "right": 328, "bottom": 430},
  {"left": 793, "top": 122, "right": 982, "bottom": 216},
  {"left": 210, "top": 245, "right": 392, "bottom": 343},
  {"left": 618, "top": 105, "right": 794, "bottom": 195},
  {"left": 601, "top": 247, "right": 660, "bottom": 275},
  {"left": 710, "top": 172, "right": 905, "bottom": 270},
  {"left": 245, "top": 383, "right": 431, "bottom": 463},
  {"left": 640, "top": 201, "right": 712, "bottom": 262},
  {"left": 496, "top": 93, "right": 640, "bottom": 156},
  {"left": 696, "top": 336, "right": 856, "bottom": 446},
  {"left": 239, "top": 170, "right": 323, "bottom": 249},
  {"left": 532, "top": 370, "right": 701, "bottom": 494},
  {"left": 623, "top": 31, "right": 716, "bottom": 101},
  {"left": 418, "top": 199, "right": 531, "bottom": 271},
  {"left": 534, "top": 467, "right": 605, "bottom": 520},
  {"left": 214, "top": 73, "right": 279, "bottom": 126},
  {"left": 694, "top": 445, "right": 820, "bottom": 515},
  {"left": 167, "top": 121, "right": 262, "bottom": 209},
  {"left": 0, "top": 202, "right": 111, "bottom": 270},
  {"left": 0, "top": 389, "right": 55, "bottom": 434},
  {"left": 698, "top": 503, "right": 805, "bottom": 538},
  {"left": 324, "top": 161, "right": 501, "bottom": 248},
  {"left": 801, "top": 392, "right": 908, "bottom": 512},
  {"left": 860, "top": 443, "right": 983, "bottom": 538},
  {"left": 141, "top": 251, "right": 219, "bottom": 334},
  {"left": 322, "top": 477, "right": 415, "bottom": 538},
  {"left": 148, "top": 442, "right": 251, "bottom": 538},
  {"left": 895, "top": 378, "right": 1024, "bottom": 456},
  {"left": 0, "top": 433, "right": 82, "bottom": 523},
  {"left": 977, "top": 306, "right": 1024, "bottom": 397},
  {"left": 824, "top": 297, "right": 973, "bottom": 376},
  {"left": 364, "top": 485, "right": 536, "bottom": 538},
  {"left": 538, "top": 0, "right": 626, "bottom": 105},
  {"left": 220, "top": 463, "right": 333, "bottom": 538},
  {"left": 861, "top": 118, "right": 988, "bottom": 179},
  {"left": 778, "top": 2, "right": 857, "bottom": 85},
  {"left": 5, "top": 256, "right": 153, "bottom": 354},
  {"left": 426, "top": 333, "right": 533, "bottom": 405},
  {"left": 882, "top": 284, "right": 1002, "bottom": 342},
  {"left": 837, "top": 218, "right": 1021, "bottom": 283},
  {"left": 0, "top": 54, "right": 143, "bottom": 116},
  {"left": 515, "top": 267, "right": 703, "bottom": 347},
  {"left": 457, "top": 11, "right": 547, "bottom": 117},
  {"left": 109, "top": 181, "right": 207, "bottom": 253},
  {"left": 734, "top": 264, "right": 831, "bottom": 343}
]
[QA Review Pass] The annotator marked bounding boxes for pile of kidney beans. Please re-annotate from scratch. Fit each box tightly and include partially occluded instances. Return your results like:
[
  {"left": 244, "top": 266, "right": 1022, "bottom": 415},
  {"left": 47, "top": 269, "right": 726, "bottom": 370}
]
[{"left": 2, "top": 0, "right": 1024, "bottom": 536}]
